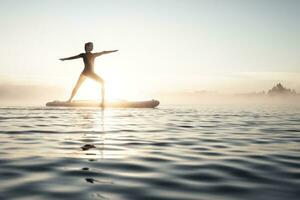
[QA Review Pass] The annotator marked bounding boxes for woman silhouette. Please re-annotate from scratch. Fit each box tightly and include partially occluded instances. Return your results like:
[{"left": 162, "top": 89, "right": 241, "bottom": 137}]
[{"left": 60, "top": 42, "right": 118, "bottom": 106}]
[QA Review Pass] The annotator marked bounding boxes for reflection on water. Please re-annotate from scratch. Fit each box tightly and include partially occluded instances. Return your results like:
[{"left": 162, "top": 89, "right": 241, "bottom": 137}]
[{"left": 0, "top": 105, "right": 300, "bottom": 200}]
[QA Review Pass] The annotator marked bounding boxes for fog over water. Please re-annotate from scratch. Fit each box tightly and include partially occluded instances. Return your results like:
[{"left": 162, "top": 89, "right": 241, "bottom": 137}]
[{"left": 1, "top": 82, "right": 299, "bottom": 106}]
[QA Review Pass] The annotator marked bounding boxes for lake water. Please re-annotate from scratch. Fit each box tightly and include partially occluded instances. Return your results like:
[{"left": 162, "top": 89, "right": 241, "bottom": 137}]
[{"left": 0, "top": 105, "right": 300, "bottom": 200}]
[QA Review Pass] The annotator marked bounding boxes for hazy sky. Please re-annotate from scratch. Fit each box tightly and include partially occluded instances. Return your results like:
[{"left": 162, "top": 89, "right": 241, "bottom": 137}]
[{"left": 0, "top": 0, "right": 299, "bottom": 101}]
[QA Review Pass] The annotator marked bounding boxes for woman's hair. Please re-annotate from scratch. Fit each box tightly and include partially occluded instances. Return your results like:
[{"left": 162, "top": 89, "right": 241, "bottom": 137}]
[{"left": 85, "top": 42, "right": 93, "bottom": 52}]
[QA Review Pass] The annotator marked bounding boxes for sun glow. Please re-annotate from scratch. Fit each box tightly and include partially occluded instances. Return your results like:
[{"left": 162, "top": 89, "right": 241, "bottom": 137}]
[{"left": 75, "top": 70, "right": 128, "bottom": 101}]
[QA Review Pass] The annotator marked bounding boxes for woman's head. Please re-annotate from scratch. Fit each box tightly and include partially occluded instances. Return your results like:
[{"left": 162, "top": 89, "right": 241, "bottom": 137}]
[{"left": 85, "top": 42, "right": 93, "bottom": 52}]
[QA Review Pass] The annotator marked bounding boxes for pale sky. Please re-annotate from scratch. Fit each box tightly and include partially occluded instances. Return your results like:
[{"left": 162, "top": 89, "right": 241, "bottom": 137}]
[{"left": 0, "top": 0, "right": 299, "bottom": 101}]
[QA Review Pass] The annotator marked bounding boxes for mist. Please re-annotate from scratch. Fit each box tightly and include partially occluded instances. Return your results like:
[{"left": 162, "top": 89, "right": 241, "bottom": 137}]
[
  {"left": 154, "top": 91, "right": 300, "bottom": 106},
  {"left": 1, "top": 81, "right": 300, "bottom": 107},
  {"left": 0, "top": 83, "right": 65, "bottom": 106}
]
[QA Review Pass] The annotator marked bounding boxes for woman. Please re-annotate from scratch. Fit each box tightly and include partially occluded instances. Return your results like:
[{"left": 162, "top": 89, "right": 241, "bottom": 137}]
[{"left": 60, "top": 42, "right": 118, "bottom": 106}]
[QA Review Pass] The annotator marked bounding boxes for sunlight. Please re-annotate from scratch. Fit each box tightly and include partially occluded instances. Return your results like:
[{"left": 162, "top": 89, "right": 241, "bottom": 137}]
[{"left": 76, "top": 70, "right": 127, "bottom": 101}]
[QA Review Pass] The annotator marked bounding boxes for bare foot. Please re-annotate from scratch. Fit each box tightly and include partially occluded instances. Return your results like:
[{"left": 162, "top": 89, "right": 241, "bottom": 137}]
[{"left": 100, "top": 100, "right": 106, "bottom": 108}]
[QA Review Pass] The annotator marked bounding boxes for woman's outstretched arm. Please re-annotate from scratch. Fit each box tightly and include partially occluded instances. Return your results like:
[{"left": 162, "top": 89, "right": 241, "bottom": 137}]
[
  {"left": 94, "top": 50, "right": 118, "bottom": 57},
  {"left": 59, "top": 54, "right": 83, "bottom": 61}
]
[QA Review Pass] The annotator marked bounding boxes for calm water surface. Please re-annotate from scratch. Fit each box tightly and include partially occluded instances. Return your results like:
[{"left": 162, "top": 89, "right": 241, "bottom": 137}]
[{"left": 0, "top": 105, "right": 300, "bottom": 200}]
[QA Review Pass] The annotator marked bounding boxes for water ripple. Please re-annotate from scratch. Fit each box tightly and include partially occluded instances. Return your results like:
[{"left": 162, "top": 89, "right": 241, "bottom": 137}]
[{"left": 0, "top": 105, "right": 300, "bottom": 200}]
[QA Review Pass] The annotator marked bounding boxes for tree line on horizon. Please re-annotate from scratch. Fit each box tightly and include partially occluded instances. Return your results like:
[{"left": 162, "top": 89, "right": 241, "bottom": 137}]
[{"left": 267, "top": 83, "right": 297, "bottom": 96}]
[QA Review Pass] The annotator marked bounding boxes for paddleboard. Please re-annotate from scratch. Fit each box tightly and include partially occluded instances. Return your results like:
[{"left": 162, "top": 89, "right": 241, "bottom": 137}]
[{"left": 46, "top": 99, "right": 159, "bottom": 108}]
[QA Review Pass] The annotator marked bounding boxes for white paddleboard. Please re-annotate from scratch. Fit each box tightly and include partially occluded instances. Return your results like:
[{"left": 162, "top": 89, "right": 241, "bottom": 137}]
[{"left": 46, "top": 100, "right": 159, "bottom": 108}]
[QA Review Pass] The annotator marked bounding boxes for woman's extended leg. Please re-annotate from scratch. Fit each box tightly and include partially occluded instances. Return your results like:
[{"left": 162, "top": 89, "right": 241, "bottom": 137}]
[
  {"left": 67, "top": 74, "right": 86, "bottom": 102},
  {"left": 87, "top": 72, "right": 105, "bottom": 106}
]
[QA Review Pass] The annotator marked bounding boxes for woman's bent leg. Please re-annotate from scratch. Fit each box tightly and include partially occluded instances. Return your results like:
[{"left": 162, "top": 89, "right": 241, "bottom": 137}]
[
  {"left": 88, "top": 72, "right": 105, "bottom": 106},
  {"left": 68, "top": 74, "right": 86, "bottom": 102}
]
